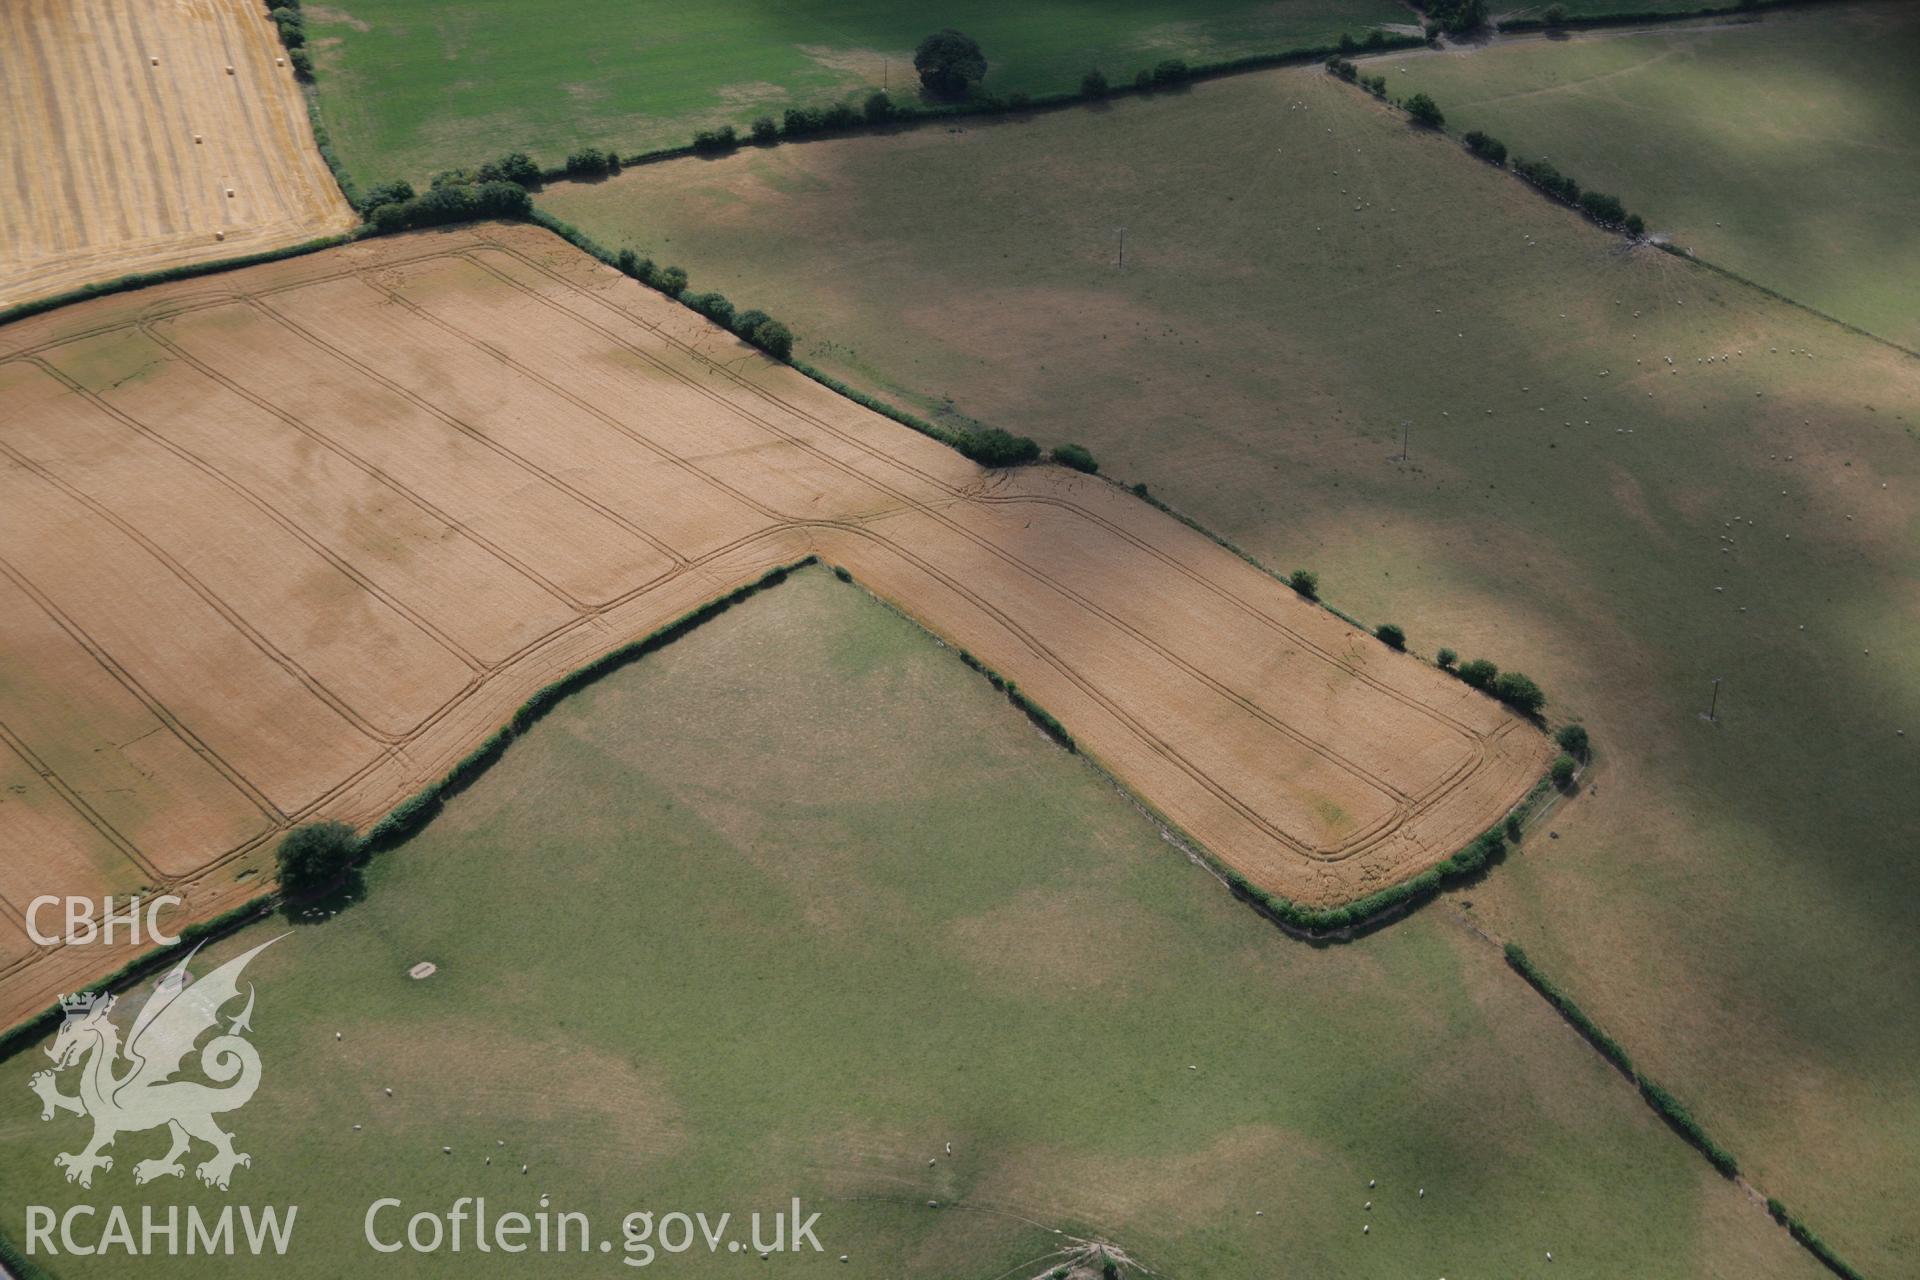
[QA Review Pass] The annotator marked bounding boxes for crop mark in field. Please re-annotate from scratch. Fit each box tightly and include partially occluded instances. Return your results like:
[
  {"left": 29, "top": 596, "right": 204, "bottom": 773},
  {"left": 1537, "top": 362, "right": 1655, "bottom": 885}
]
[{"left": 0, "top": 227, "right": 1550, "bottom": 1025}]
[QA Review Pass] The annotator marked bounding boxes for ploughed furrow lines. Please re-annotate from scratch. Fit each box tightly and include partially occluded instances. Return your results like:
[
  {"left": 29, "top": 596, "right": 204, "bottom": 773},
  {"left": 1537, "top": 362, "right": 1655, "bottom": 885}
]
[{"left": 0, "top": 226, "right": 1552, "bottom": 1023}]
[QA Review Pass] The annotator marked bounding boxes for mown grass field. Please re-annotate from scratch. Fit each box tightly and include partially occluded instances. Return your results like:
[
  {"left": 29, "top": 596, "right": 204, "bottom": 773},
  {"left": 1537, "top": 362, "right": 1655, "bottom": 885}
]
[
  {"left": 1391, "top": 3, "right": 1920, "bottom": 349},
  {"left": 0, "top": 568, "right": 1817, "bottom": 1278},
  {"left": 542, "top": 65, "right": 1920, "bottom": 1275},
  {"left": 302, "top": 0, "right": 1407, "bottom": 185}
]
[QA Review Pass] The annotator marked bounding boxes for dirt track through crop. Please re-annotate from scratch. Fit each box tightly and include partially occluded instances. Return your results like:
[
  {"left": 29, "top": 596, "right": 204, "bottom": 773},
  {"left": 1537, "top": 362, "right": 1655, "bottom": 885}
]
[
  {"left": 0, "top": 0, "right": 357, "bottom": 312},
  {"left": 0, "top": 226, "right": 1549, "bottom": 1025}
]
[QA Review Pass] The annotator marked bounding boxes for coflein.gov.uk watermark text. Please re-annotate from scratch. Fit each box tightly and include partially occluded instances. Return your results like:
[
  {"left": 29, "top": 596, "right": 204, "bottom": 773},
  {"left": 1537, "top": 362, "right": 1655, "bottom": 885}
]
[{"left": 24, "top": 1198, "right": 825, "bottom": 1267}]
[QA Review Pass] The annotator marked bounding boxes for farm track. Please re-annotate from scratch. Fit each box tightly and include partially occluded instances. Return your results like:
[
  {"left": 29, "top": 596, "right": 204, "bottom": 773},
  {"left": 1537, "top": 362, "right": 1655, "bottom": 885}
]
[
  {"left": 0, "top": 226, "right": 1549, "bottom": 1027},
  {"left": 0, "top": 0, "right": 357, "bottom": 312}
]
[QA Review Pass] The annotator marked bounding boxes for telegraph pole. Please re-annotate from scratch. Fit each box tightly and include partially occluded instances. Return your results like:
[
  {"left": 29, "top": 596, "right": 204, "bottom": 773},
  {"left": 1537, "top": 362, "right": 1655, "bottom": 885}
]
[
  {"left": 1115, "top": 226, "right": 1126, "bottom": 269},
  {"left": 1400, "top": 419, "right": 1411, "bottom": 462},
  {"left": 1707, "top": 676, "right": 1722, "bottom": 723}
]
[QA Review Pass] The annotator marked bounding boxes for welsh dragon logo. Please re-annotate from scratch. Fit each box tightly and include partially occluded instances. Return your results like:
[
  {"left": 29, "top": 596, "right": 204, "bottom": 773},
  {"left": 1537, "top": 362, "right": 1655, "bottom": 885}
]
[{"left": 29, "top": 937, "right": 281, "bottom": 1191}]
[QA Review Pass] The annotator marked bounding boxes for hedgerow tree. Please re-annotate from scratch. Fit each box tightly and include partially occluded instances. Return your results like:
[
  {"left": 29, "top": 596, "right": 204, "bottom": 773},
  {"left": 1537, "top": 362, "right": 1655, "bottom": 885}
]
[
  {"left": 960, "top": 427, "right": 1040, "bottom": 468},
  {"left": 1492, "top": 670, "right": 1547, "bottom": 716},
  {"left": 564, "top": 147, "right": 618, "bottom": 177},
  {"left": 1556, "top": 724, "right": 1590, "bottom": 758},
  {"left": 1405, "top": 93, "right": 1445, "bottom": 129},
  {"left": 1463, "top": 130, "right": 1507, "bottom": 165},
  {"left": 1376, "top": 623, "right": 1406, "bottom": 650},
  {"left": 1288, "top": 569, "right": 1319, "bottom": 600},
  {"left": 477, "top": 151, "right": 541, "bottom": 188},
  {"left": 915, "top": 30, "right": 986, "bottom": 99},
  {"left": 1152, "top": 59, "right": 1190, "bottom": 88},
  {"left": 748, "top": 318, "right": 793, "bottom": 359},
  {"left": 1550, "top": 754, "right": 1577, "bottom": 787},
  {"left": 864, "top": 91, "right": 896, "bottom": 124},
  {"left": 276, "top": 821, "right": 358, "bottom": 899},
  {"left": 1051, "top": 443, "right": 1098, "bottom": 474},
  {"left": 1436, "top": 647, "right": 1457, "bottom": 669},
  {"left": 750, "top": 115, "right": 778, "bottom": 143},
  {"left": 1081, "top": 69, "right": 1109, "bottom": 97},
  {"left": 686, "top": 291, "right": 734, "bottom": 327},
  {"left": 1457, "top": 658, "right": 1498, "bottom": 690}
]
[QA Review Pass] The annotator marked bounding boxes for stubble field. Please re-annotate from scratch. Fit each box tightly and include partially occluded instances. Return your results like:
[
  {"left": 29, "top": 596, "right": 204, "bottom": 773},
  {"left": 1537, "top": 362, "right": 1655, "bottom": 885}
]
[
  {"left": 0, "top": 566, "right": 1821, "bottom": 1279},
  {"left": 540, "top": 64, "right": 1920, "bottom": 1274},
  {"left": 0, "top": 223, "right": 1547, "bottom": 1033},
  {"left": 0, "top": 0, "right": 357, "bottom": 312}
]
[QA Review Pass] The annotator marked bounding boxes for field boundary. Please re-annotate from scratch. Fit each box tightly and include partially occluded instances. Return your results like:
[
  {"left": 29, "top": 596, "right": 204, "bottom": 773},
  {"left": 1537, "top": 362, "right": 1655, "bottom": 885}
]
[
  {"left": 826, "top": 561, "right": 1553, "bottom": 942},
  {"left": 1498, "top": 939, "right": 1869, "bottom": 1280},
  {"left": 1496, "top": 0, "right": 1853, "bottom": 36},
  {"left": 0, "top": 235, "right": 357, "bottom": 330},
  {"left": 0, "top": 556, "right": 818, "bottom": 1060},
  {"left": 1347, "top": 19, "right": 1920, "bottom": 364},
  {"left": 381, "top": 34, "right": 1424, "bottom": 196}
]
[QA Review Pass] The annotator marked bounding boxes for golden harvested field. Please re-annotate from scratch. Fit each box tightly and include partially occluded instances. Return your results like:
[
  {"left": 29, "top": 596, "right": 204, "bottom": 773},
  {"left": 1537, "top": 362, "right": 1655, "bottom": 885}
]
[
  {"left": 0, "top": 0, "right": 357, "bottom": 312},
  {"left": 0, "top": 224, "right": 1548, "bottom": 1024}
]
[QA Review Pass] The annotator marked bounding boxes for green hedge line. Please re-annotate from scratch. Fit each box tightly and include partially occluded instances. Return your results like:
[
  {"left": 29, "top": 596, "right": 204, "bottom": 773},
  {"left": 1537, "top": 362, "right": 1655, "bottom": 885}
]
[
  {"left": 362, "top": 558, "right": 815, "bottom": 855},
  {"left": 1503, "top": 0, "right": 1845, "bottom": 34},
  {"left": 1637, "top": 1077, "right": 1740, "bottom": 1177},
  {"left": 1767, "top": 1200, "right": 1867, "bottom": 1280},
  {"left": 506, "top": 33, "right": 1429, "bottom": 183},
  {"left": 1505, "top": 943, "right": 1743, "bottom": 1177},
  {"left": 0, "top": 235, "right": 355, "bottom": 329},
  {"left": 0, "top": 1230, "right": 54, "bottom": 1280},
  {"left": 1220, "top": 823, "right": 1513, "bottom": 935},
  {"left": 947, "top": 647, "right": 1078, "bottom": 752},
  {"left": 0, "top": 895, "right": 275, "bottom": 1065},
  {"left": 1506, "top": 943, "right": 1635, "bottom": 1072}
]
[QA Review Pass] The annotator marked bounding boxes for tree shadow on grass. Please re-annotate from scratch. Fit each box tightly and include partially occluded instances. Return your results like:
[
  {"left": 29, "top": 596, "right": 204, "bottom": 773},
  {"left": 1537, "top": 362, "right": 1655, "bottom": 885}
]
[{"left": 279, "top": 869, "right": 367, "bottom": 927}]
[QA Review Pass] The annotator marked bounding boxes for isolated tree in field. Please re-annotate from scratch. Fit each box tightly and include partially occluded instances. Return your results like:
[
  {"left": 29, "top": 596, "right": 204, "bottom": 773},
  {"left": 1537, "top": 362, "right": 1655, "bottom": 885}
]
[
  {"left": 276, "top": 821, "right": 358, "bottom": 899},
  {"left": 1375, "top": 623, "right": 1406, "bottom": 650},
  {"left": 1288, "top": 569, "right": 1319, "bottom": 600},
  {"left": 915, "top": 30, "right": 987, "bottom": 99},
  {"left": 1405, "top": 93, "right": 1445, "bottom": 129}
]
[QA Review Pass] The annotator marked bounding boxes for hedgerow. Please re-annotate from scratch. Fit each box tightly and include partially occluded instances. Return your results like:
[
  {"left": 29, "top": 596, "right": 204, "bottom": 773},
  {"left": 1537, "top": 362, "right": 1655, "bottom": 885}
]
[
  {"left": 1637, "top": 1078, "right": 1740, "bottom": 1177},
  {"left": 1051, "top": 442, "right": 1098, "bottom": 474},
  {"left": 1504, "top": 943, "right": 1636, "bottom": 1075},
  {"left": 1505, "top": 943, "right": 1743, "bottom": 1178},
  {"left": 362, "top": 558, "right": 815, "bottom": 857},
  {"left": 0, "top": 235, "right": 355, "bottom": 328},
  {"left": 1767, "top": 1201, "right": 1868, "bottom": 1280},
  {"left": 0, "top": 896, "right": 274, "bottom": 1065},
  {"left": 1503, "top": 0, "right": 1844, "bottom": 34}
]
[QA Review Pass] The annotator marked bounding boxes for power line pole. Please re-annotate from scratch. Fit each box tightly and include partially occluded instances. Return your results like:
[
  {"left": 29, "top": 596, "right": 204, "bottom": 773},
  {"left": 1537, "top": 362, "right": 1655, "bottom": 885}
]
[
  {"left": 1707, "top": 676, "right": 1722, "bottom": 722},
  {"left": 1114, "top": 226, "right": 1126, "bottom": 269},
  {"left": 1400, "top": 419, "right": 1411, "bottom": 462}
]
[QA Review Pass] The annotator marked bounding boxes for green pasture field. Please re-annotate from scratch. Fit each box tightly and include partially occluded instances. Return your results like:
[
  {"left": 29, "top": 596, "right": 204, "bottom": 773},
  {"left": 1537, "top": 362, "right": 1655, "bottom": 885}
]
[
  {"left": 303, "top": 0, "right": 1407, "bottom": 186},
  {"left": 540, "top": 65, "right": 1920, "bottom": 1275},
  {"left": 0, "top": 569, "right": 1817, "bottom": 1278},
  {"left": 1390, "top": 3, "right": 1920, "bottom": 349}
]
